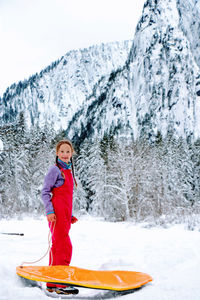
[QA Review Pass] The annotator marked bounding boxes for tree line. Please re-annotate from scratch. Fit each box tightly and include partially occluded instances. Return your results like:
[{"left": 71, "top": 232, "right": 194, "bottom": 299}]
[
  {"left": 75, "top": 133, "right": 200, "bottom": 226},
  {"left": 0, "top": 115, "right": 199, "bottom": 227}
]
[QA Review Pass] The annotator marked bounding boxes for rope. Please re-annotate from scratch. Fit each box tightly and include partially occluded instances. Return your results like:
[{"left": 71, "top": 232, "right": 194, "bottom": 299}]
[
  {"left": 20, "top": 221, "right": 56, "bottom": 266},
  {"left": 49, "top": 222, "right": 55, "bottom": 266}
]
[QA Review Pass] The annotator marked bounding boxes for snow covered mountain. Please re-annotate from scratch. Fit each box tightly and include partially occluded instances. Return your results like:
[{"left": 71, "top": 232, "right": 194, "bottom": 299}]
[
  {"left": 128, "top": 0, "right": 200, "bottom": 141},
  {"left": 67, "top": 0, "right": 200, "bottom": 143},
  {"left": 0, "top": 41, "right": 131, "bottom": 130},
  {"left": 1, "top": 0, "right": 200, "bottom": 143}
]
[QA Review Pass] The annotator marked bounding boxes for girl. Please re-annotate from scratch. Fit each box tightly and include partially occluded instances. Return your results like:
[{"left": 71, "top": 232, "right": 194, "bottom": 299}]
[{"left": 41, "top": 140, "right": 78, "bottom": 295}]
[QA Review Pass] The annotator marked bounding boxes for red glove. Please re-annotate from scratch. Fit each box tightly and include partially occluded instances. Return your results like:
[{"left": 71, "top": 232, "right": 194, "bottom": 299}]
[{"left": 71, "top": 215, "right": 78, "bottom": 224}]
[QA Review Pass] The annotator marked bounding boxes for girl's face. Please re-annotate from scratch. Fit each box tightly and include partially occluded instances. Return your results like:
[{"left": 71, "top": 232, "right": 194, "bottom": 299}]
[{"left": 56, "top": 143, "right": 72, "bottom": 163}]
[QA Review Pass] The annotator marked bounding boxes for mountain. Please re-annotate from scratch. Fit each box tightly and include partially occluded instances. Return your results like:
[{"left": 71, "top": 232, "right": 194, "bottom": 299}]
[
  {"left": 1, "top": 0, "right": 200, "bottom": 144},
  {"left": 0, "top": 41, "right": 131, "bottom": 130},
  {"left": 66, "top": 0, "right": 200, "bottom": 143}
]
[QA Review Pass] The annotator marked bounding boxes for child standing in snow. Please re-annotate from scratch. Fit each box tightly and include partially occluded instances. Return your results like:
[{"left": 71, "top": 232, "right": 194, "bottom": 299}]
[{"left": 41, "top": 139, "right": 78, "bottom": 295}]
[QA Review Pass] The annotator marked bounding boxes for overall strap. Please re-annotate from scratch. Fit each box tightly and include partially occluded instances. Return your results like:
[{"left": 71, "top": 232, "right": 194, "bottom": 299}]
[{"left": 55, "top": 164, "right": 65, "bottom": 180}]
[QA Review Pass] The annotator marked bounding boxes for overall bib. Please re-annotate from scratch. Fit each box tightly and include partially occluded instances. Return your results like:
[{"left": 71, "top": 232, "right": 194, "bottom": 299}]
[{"left": 49, "top": 167, "right": 74, "bottom": 266}]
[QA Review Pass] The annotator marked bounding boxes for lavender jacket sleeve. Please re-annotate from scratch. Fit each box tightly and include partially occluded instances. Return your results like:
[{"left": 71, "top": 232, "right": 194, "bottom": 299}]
[{"left": 41, "top": 166, "right": 60, "bottom": 215}]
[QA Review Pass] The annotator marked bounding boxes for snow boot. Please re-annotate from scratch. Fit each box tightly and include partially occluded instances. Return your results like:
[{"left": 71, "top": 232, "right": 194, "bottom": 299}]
[{"left": 46, "top": 285, "right": 79, "bottom": 295}]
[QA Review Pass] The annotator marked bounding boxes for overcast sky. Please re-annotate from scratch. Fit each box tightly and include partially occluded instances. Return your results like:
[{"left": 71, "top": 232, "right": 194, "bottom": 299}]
[{"left": 0, "top": 0, "right": 145, "bottom": 96}]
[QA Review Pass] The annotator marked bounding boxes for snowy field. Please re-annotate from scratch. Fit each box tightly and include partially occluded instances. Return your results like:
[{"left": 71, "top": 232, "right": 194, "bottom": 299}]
[{"left": 0, "top": 216, "right": 200, "bottom": 300}]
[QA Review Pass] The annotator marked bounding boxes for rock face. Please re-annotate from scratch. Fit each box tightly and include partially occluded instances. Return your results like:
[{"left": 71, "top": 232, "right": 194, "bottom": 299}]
[
  {"left": 177, "top": 0, "right": 200, "bottom": 68},
  {"left": 1, "top": 0, "right": 200, "bottom": 143},
  {"left": 127, "top": 0, "right": 200, "bottom": 141}
]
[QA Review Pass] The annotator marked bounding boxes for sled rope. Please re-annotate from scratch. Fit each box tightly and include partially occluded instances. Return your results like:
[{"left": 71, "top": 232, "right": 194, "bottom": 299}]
[{"left": 20, "top": 222, "right": 55, "bottom": 266}]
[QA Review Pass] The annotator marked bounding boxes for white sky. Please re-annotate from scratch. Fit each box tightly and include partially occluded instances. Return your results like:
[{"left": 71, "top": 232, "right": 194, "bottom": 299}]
[{"left": 0, "top": 0, "right": 145, "bottom": 96}]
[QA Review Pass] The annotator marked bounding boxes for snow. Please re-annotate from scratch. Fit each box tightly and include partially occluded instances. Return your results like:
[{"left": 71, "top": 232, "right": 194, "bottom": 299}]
[
  {"left": 0, "top": 216, "right": 200, "bottom": 300},
  {"left": 0, "top": 139, "right": 3, "bottom": 153}
]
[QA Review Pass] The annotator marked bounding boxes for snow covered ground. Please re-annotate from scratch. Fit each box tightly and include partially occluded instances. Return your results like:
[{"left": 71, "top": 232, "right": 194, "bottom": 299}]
[{"left": 0, "top": 215, "right": 200, "bottom": 300}]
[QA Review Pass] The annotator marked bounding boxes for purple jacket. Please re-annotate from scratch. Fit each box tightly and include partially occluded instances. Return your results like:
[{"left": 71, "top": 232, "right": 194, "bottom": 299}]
[{"left": 41, "top": 161, "right": 71, "bottom": 215}]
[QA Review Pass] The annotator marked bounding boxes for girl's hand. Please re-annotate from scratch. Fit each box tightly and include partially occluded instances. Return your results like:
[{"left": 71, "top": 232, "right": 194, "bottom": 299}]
[
  {"left": 71, "top": 215, "right": 78, "bottom": 224},
  {"left": 47, "top": 213, "right": 56, "bottom": 223}
]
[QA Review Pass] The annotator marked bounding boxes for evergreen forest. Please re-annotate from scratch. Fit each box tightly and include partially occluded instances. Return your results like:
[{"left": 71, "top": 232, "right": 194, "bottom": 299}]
[{"left": 0, "top": 113, "right": 200, "bottom": 229}]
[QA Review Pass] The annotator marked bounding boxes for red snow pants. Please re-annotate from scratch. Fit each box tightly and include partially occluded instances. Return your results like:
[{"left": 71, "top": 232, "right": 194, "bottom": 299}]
[{"left": 49, "top": 168, "right": 73, "bottom": 266}]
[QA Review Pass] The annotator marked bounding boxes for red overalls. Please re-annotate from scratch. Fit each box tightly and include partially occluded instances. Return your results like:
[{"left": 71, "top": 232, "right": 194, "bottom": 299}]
[{"left": 49, "top": 167, "right": 74, "bottom": 266}]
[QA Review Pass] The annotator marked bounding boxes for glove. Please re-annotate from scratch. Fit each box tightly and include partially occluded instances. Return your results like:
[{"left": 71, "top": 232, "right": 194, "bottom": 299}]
[{"left": 71, "top": 215, "right": 78, "bottom": 224}]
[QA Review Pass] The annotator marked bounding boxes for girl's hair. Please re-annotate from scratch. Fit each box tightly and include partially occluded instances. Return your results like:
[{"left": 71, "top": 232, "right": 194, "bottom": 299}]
[
  {"left": 56, "top": 139, "right": 75, "bottom": 154},
  {"left": 55, "top": 139, "right": 77, "bottom": 187}
]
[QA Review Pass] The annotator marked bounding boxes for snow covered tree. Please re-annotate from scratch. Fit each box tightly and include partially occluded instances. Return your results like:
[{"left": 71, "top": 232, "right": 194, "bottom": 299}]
[{"left": 75, "top": 138, "right": 105, "bottom": 213}]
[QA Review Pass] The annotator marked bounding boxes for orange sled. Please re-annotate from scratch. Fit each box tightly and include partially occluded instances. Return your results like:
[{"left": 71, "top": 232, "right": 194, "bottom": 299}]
[{"left": 16, "top": 265, "right": 152, "bottom": 291}]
